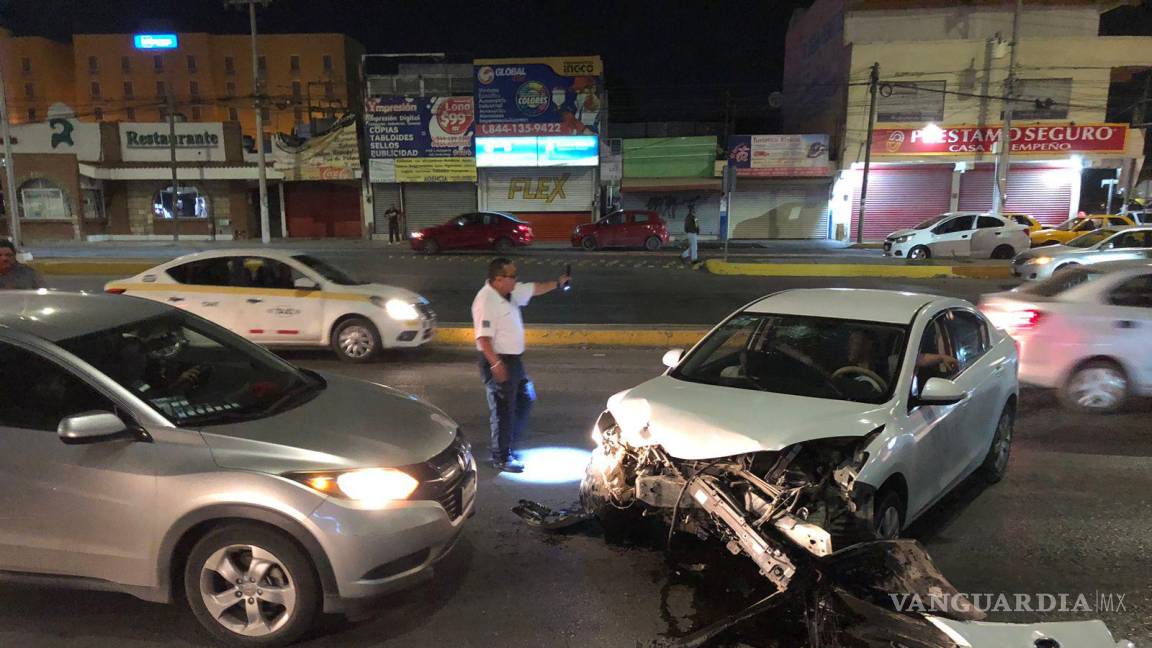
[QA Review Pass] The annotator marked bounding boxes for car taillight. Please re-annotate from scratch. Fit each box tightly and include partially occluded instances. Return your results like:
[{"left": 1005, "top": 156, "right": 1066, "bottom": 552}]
[
  {"left": 987, "top": 308, "right": 1045, "bottom": 333},
  {"left": 105, "top": 287, "right": 126, "bottom": 294},
  {"left": 517, "top": 224, "right": 531, "bottom": 232}
]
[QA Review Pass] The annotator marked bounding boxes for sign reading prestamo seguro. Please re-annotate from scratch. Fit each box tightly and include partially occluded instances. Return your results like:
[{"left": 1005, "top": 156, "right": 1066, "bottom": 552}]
[{"left": 125, "top": 130, "right": 221, "bottom": 148}]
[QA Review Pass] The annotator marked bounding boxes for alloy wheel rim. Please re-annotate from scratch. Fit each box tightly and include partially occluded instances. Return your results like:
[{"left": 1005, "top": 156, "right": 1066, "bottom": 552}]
[
  {"left": 877, "top": 506, "right": 901, "bottom": 539},
  {"left": 199, "top": 544, "right": 297, "bottom": 637},
  {"left": 1070, "top": 367, "right": 1126, "bottom": 410},
  {"left": 993, "top": 413, "right": 1013, "bottom": 473},
  {"left": 909, "top": 248, "right": 926, "bottom": 259},
  {"left": 339, "top": 325, "right": 375, "bottom": 358}
]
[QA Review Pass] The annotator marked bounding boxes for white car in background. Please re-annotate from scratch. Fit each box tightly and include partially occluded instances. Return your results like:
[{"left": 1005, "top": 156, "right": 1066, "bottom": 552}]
[
  {"left": 979, "top": 261, "right": 1152, "bottom": 413},
  {"left": 1012, "top": 227, "right": 1152, "bottom": 280},
  {"left": 884, "top": 212, "right": 1030, "bottom": 260},
  {"left": 106, "top": 250, "right": 436, "bottom": 362}
]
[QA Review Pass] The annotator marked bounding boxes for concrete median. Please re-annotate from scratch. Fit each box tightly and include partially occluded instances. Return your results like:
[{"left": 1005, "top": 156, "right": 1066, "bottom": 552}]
[
  {"left": 704, "top": 258, "right": 1013, "bottom": 279},
  {"left": 432, "top": 324, "right": 709, "bottom": 348},
  {"left": 30, "top": 259, "right": 157, "bottom": 276}
]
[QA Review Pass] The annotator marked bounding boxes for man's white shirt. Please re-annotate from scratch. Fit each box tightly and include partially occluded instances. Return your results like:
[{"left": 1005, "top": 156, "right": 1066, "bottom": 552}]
[{"left": 472, "top": 281, "right": 534, "bottom": 355}]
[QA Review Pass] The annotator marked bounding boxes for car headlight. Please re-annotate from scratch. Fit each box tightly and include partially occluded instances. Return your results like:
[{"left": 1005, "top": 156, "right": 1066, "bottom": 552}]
[
  {"left": 892, "top": 235, "right": 913, "bottom": 244},
  {"left": 1027, "top": 256, "right": 1052, "bottom": 265},
  {"left": 371, "top": 297, "right": 420, "bottom": 320},
  {"left": 288, "top": 468, "right": 419, "bottom": 504}
]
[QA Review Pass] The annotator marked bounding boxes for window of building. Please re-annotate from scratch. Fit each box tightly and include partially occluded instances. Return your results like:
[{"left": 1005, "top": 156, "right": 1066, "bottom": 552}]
[
  {"left": 82, "top": 182, "right": 105, "bottom": 221},
  {"left": 156, "top": 81, "right": 166, "bottom": 97},
  {"left": 228, "top": 107, "right": 239, "bottom": 122},
  {"left": 225, "top": 56, "right": 235, "bottom": 75},
  {"left": 27, "top": 108, "right": 37, "bottom": 122},
  {"left": 324, "top": 82, "right": 334, "bottom": 98},
  {"left": 153, "top": 55, "right": 164, "bottom": 73},
  {"left": 20, "top": 57, "right": 31, "bottom": 74},
  {"left": 257, "top": 56, "right": 266, "bottom": 77},
  {"left": 24, "top": 83, "right": 34, "bottom": 99},
  {"left": 260, "top": 106, "right": 270, "bottom": 121},
  {"left": 322, "top": 54, "right": 333, "bottom": 72},
  {"left": 1013, "top": 78, "right": 1072, "bottom": 120},
  {"left": 191, "top": 107, "right": 202, "bottom": 121},
  {"left": 877, "top": 80, "right": 945, "bottom": 123},
  {"left": 189, "top": 81, "right": 200, "bottom": 97},
  {"left": 153, "top": 185, "right": 209, "bottom": 219},
  {"left": 226, "top": 81, "right": 236, "bottom": 97},
  {"left": 90, "top": 81, "right": 101, "bottom": 98},
  {"left": 19, "top": 178, "right": 71, "bottom": 220},
  {"left": 88, "top": 56, "right": 99, "bottom": 73},
  {"left": 187, "top": 55, "right": 197, "bottom": 73},
  {"left": 94, "top": 107, "right": 104, "bottom": 121},
  {"left": 123, "top": 81, "right": 134, "bottom": 99},
  {"left": 121, "top": 56, "right": 131, "bottom": 73},
  {"left": 290, "top": 55, "right": 300, "bottom": 73},
  {"left": 292, "top": 81, "right": 302, "bottom": 98},
  {"left": 126, "top": 107, "right": 136, "bottom": 120}
]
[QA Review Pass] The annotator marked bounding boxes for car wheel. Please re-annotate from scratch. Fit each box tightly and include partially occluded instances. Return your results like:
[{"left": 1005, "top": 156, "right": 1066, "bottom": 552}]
[
  {"left": 873, "top": 489, "right": 904, "bottom": 540},
  {"left": 494, "top": 237, "right": 515, "bottom": 254},
  {"left": 579, "top": 452, "right": 641, "bottom": 540},
  {"left": 907, "top": 245, "right": 931, "bottom": 260},
  {"left": 580, "top": 235, "right": 598, "bottom": 251},
  {"left": 1061, "top": 359, "right": 1128, "bottom": 414},
  {"left": 331, "top": 317, "right": 381, "bottom": 363},
  {"left": 643, "top": 236, "right": 662, "bottom": 252},
  {"left": 184, "top": 523, "right": 321, "bottom": 647},
  {"left": 423, "top": 238, "right": 441, "bottom": 254},
  {"left": 991, "top": 244, "right": 1015, "bottom": 260},
  {"left": 979, "top": 404, "right": 1014, "bottom": 483}
]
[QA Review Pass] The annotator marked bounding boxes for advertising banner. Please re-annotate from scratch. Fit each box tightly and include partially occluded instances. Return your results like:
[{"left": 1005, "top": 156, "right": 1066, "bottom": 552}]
[
  {"left": 728, "top": 134, "right": 832, "bottom": 177},
  {"left": 872, "top": 124, "right": 1129, "bottom": 156},
  {"left": 473, "top": 56, "right": 603, "bottom": 136},
  {"left": 475, "top": 136, "right": 598, "bottom": 167},
  {"left": 4, "top": 118, "right": 103, "bottom": 161},
  {"left": 272, "top": 120, "right": 361, "bottom": 181},
  {"left": 395, "top": 158, "right": 477, "bottom": 183},
  {"left": 365, "top": 96, "right": 475, "bottom": 159}
]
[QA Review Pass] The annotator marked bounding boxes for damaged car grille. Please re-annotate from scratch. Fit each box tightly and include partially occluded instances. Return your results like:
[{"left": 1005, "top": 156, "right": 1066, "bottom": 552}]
[{"left": 409, "top": 431, "right": 475, "bottom": 521}]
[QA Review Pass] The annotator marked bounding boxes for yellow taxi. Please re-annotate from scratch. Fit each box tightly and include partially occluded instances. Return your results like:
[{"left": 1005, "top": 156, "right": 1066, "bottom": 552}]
[
  {"left": 1030, "top": 214, "right": 1136, "bottom": 247},
  {"left": 1004, "top": 212, "right": 1042, "bottom": 233}
]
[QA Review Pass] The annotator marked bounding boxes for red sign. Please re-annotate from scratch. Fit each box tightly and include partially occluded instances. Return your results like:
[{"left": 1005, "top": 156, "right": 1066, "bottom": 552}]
[{"left": 872, "top": 124, "right": 1128, "bottom": 156}]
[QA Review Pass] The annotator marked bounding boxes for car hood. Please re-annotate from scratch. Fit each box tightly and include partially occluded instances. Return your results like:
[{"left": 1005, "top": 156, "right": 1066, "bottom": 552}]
[
  {"left": 1015, "top": 244, "right": 1080, "bottom": 261},
  {"left": 200, "top": 373, "right": 458, "bottom": 473},
  {"left": 886, "top": 228, "right": 920, "bottom": 240},
  {"left": 605, "top": 375, "right": 889, "bottom": 460}
]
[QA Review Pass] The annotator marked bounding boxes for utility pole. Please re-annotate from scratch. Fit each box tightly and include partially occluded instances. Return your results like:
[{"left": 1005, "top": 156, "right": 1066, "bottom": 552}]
[
  {"left": 225, "top": 0, "right": 272, "bottom": 243},
  {"left": 0, "top": 51, "right": 21, "bottom": 248},
  {"left": 857, "top": 62, "right": 880, "bottom": 245},
  {"left": 993, "top": 0, "right": 1023, "bottom": 218},
  {"left": 168, "top": 89, "right": 181, "bottom": 241}
]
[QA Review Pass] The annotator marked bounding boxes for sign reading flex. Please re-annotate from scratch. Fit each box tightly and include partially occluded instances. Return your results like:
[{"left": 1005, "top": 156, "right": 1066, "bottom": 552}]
[{"left": 507, "top": 175, "right": 569, "bottom": 203}]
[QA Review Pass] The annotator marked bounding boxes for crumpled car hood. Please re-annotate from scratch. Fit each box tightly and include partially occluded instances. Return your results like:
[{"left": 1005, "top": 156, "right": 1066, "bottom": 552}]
[
  {"left": 606, "top": 375, "right": 890, "bottom": 460},
  {"left": 928, "top": 617, "right": 1130, "bottom": 647}
]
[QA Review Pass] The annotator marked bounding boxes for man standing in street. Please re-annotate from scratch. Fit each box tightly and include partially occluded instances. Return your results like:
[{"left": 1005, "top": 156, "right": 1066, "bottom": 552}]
[
  {"left": 0, "top": 240, "right": 44, "bottom": 290},
  {"left": 385, "top": 205, "right": 401, "bottom": 244},
  {"left": 472, "top": 258, "right": 569, "bottom": 473},
  {"left": 680, "top": 204, "right": 700, "bottom": 265}
]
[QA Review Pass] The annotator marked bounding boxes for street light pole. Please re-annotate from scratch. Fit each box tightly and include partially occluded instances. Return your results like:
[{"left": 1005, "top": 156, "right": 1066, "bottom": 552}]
[
  {"left": 0, "top": 53, "right": 21, "bottom": 247},
  {"left": 857, "top": 62, "right": 880, "bottom": 245},
  {"left": 993, "top": 0, "right": 1023, "bottom": 218},
  {"left": 168, "top": 87, "right": 181, "bottom": 241},
  {"left": 225, "top": 0, "right": 272, "bottom": 243}
]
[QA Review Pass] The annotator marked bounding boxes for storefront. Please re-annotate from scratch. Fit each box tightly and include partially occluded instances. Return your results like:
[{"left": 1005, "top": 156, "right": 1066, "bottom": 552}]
[
  {"left": 479, "top": 166, "right": 595, "bottom": 239},
  {"left": 619, "top": 136, "right": 721, "bottom": 239},
  {"left": 272, "top": 119, "right": 364, "bottom": 239},
  {"left": 725, "top": 135, "right": 834, "bottom": 239}
]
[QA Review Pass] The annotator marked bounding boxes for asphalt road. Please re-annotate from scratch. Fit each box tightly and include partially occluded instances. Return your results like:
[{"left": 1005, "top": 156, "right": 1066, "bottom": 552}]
[
  {"left": 2, "top": 348, "right": 1149, "bottom": 647},
  {"left": 46, "top": 247, "right": 1013, "bottom": 324}
]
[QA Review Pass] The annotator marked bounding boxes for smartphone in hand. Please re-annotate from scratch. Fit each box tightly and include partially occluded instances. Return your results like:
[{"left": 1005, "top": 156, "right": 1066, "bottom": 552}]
[{"left": 563, "top": 264, "right": 572, "bottom": 291}]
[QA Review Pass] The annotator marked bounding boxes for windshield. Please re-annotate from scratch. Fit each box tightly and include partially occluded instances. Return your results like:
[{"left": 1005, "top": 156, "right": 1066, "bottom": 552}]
[
  {"left": 1051, "top": 218, "right": 1081, "bottom": 231},
  {"left": 58, "top": 311, "right": 324, "bottom": 427},
  {"left": 1066, "top": 230, "right": 1114, "bottom": 248},
  {"left": 291, "top": 254, "right": 366, "bottom": 286},
  {"left": 914, "top": 214, "right": 950, "bottom": 230},
  {"left": 672, "top": 313, "right": 908, "bottom": 404},
  {"left": 1018, "top": 267, "right": 1104, "bottom": 297}
]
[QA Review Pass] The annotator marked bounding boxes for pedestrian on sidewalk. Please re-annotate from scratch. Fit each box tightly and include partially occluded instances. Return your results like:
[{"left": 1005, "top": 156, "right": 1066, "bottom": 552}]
[
  {"left": 0, "top": 240, "right": 44, "bottom": 290},
  {"left": 472, "top": 258, "right": 570, "bottom": 473},
  {"left": 385, "top": 205, "right": 401, "bottom": 244},
  {"left": 681, "top": 205, "right": 700, "bottom": 265}
]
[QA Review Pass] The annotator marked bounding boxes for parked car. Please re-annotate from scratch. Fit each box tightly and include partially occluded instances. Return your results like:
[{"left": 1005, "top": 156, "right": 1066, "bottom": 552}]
[
  {"left": 105, "top": 250, "right": 435, "bottom": 363},
  {"left": 1030, "top": 214, "right": 1135, "bottom": 247},
  {"left": 1012, "top": 227, "right": 1152, "bottom": 280},
  {"left": 979, "top": 261, "right": 1152, "bottom": 413},
  {"left": 883, "top": 212, "right": 1030, "bottom": 260},
  {"left": 0, "top": 292, "right": 475, "bottom": 646},
  {"left": 571, "top": 210, "right": 670, "bottom": 251},
  {"left": 410, "top": 211, "right": 534, "bottom": 254},
  {"left": 582, "top": 289, "right": 1018, "bottom": 549}
]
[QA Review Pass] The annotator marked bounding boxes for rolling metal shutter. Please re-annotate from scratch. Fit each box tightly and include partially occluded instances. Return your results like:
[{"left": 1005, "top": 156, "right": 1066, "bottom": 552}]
[
  {"left": 958, "top": 164, "right": 1072, "bottom": 226},
  {"left": 850, "top": 165, "right": 952, "bottom": 241},
  {"left": 729, "top": 180, "right": 831, "bottom": 239},
  {"left": 402, "top": 183, "right": 478, "bottom": 231},
  {"left": 481, "top": 168, "right": 595, "bottom": 212},
  {"left": 371, "top": 184, "right": 402, "bottom": 235}
]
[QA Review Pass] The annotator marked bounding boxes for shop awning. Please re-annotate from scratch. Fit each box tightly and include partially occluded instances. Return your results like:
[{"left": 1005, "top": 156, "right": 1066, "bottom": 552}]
[
  {"left": 79, "top": 162, "right": 285, "bottom": 181},
  {"left": 621, "top": 177, "right": 722, "bottom": 193}
]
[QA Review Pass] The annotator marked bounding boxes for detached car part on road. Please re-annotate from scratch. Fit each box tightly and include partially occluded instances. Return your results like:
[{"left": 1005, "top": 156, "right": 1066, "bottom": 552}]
[{"left": 0, "top": 292, "right": 474, "bottom": 646}]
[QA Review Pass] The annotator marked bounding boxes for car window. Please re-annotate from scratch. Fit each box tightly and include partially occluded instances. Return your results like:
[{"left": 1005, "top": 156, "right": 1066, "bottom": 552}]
[
  {"left": 1018, "top": 266, "right": 1103, "bottom": 297},
  {"left": 912, "top": 315, "right": 957, "bottom": 397},
  {"left": 633, "top": 212, "right": 651, "bottom": 223},
  {"left": 1113, "top": 231, "right": 1152, "bottom": 248},
  {"left": 1075, "top": 220, "right": 1099, "bottom": 232},
  {"left": 605, "top": 212, "right": 625, "bottom": 225},
  {"left": 1108, "top": 274, "right": 1152, "bottom": 309},
  {"left": 1066, "top": 230, "right": 1113, "bottom": 248},
  {"left": 292, "top": 254, "right": 365, "bottom": 286},
  {"left": 0, "top": 341, "right": 117, "bottom": 432},
  {"left": 244, "top": 257, "right": 300, "bottom": 289},
  {"left": 167, "top": 258, "right": 232, "bottom": 286},
  {"left": 942, "top": 310, "right": 988, "bottom": 371},
  {"left": 977, "top": 216, "right": 1003, "bottom": 229},
  {"left": 1011, "top": 215, "right": 1032, "bottom": 227},
  {"left": 1108, "top": 217, "right": 1131, "bottom": 227},
  {"left": 933, "top": 216, "right": 974, "bottom": 235}
]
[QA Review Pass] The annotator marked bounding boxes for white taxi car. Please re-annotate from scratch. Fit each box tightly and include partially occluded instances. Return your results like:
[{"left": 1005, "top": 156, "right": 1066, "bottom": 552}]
[{"left": 105, "top": 250, "right": 435, "bottom": 362}]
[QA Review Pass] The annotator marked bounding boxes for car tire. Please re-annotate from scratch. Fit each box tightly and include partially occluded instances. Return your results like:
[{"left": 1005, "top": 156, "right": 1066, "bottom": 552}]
[
  {"left": 579, "top": 453, "right": 641, "bottom": 540},
  {"left": 873, "top": 489, "right": 904, "bottom": 540},
  {"left": 494, "top": 237, "right": 515, "bottom": 254},
  {"left": 907, "top": 245, "right": 931, "bottom": 260},
  {"left": 643, "top": 236, "right": 662, "bottom": 252},
  {"left": 184, "top": 523, "right": 321, "bottom": 648},
  {"left": 331, "top": 317, "right": 381, "bottom": 363},
  {"left": 1060, "top": 359, "right": 1129, "bottom": 414},
  {"left": 978, "top": 404, "right": 1014, "bottom": 483},
  {"left": 423, "top": 238, "right": 441, "bottom": 255},
  {"left": 991, "top": 244, "right": 1015, "bottom": 260},
  {"left": 580, "top": 235, "right": 598, "bottom": 251}
]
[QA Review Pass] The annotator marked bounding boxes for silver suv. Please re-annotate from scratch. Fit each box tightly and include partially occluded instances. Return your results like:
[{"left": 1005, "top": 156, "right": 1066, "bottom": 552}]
[{"left": 0, "top": 292, "right": 475, "bottom": 646}]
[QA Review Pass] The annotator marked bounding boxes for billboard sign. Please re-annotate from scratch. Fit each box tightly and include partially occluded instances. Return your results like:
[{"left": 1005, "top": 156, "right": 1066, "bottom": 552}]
[
  {"left": 272, "top": 121, "right": 361, "bottom": 181},
  {"left": 474, "top": 56, "right": 603, "bottom": 136},
  {"left": 476, "top": 136, "right": 598, "bottom": 167},
  {"left": 133, "top": 34, "right": 178, "bottom": 50},
  {"left": 872, "top": 124, "right": 1129, "bottom": 156},
  {"left": 365, "top": 96, "right": 475, "bottom": 159},
  {"left": 727, "top": 134, "right": 832, "bottom": 177}
]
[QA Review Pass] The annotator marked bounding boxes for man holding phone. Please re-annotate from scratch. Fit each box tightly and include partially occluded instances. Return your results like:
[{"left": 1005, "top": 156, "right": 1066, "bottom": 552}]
[{"left": 472, "top": 258, "right": 570, "bottom": 472}]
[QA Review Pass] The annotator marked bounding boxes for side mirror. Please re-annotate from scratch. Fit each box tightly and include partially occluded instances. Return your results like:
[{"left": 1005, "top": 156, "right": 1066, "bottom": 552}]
[
  {"left": 293, "top": 277, "right": 319, "bottom": 290},
  {"left": 917, "top": 378, "right": 967, "bottom": 406},
  {"left": 58, "top": 411, "right": 142, "bottom": 445},
  {"left": 662, "top": 348, "right": 684, "bottom": 369}
]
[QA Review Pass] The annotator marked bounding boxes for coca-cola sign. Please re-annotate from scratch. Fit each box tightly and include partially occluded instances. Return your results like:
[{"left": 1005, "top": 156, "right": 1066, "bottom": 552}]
[{"left": 872, "top": 124, "right": 1128, "bottom": 156}]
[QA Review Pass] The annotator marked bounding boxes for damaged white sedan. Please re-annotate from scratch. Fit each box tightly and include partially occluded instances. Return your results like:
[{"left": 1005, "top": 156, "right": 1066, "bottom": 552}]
[{"left": 582, "top": 289, "right": 1018, "bottom": 590}]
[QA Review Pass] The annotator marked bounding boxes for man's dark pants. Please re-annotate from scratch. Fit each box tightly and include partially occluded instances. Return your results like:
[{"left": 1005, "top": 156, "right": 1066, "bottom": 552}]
[
  {"left": 479, "top": 353, "right": 534, "bottom": 462},
  {"left": 388, "top": 220, "right": 400, "bottom": 243}
]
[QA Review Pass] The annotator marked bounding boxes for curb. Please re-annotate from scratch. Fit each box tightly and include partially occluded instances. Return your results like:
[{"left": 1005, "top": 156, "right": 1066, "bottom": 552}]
[
  {"left": 31, "top": 260, "right": 158, "bottom": 276},
  {"left": 431, "top": 325, "right": 708, "bottom": 348},
  {"left": 704, "top": 259, "right": 1012, "bottom": 279}
]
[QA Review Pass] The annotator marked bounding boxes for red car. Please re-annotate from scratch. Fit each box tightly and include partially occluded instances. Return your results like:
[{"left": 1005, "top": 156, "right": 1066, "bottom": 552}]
[
  {"left": 411, "top": 211, "right": 534, "bottom": 254},
  {"left": 571, "top": 210, "right": 669, "bottom": 251}
]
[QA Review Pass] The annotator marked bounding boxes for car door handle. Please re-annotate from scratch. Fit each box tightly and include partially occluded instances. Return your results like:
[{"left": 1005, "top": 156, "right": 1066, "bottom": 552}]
[
  {"left": 1116, "top": 320, "right": 1138, "bottom": 329},
  {"left": 167, "top": 296, "right": 184, "bottom": 303},
  {"left": 247, "top": 298, "right": 263, "bottom": 304},
  {"left": 961, "top": 234, "right": 970, "bottom": 239}
]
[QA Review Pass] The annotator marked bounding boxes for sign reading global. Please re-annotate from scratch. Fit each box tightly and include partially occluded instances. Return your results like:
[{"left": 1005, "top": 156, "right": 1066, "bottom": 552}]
[{"left": 474, "top": 56, "right": 603, "bottom": 136}]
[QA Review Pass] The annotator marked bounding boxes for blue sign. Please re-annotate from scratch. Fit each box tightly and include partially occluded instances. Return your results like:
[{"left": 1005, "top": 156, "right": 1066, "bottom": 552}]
[
  {"left": 474, "top": 57, "right": 603, "bottom": 136},
  {"left": 133, "top": 34, "right": 179, "bottom": 50},
  {"left": 476, "top": 136, "right": 598, "bottom": 168},
  {"left": 365, "top": 96, "right": 475, "bottom": 160}
]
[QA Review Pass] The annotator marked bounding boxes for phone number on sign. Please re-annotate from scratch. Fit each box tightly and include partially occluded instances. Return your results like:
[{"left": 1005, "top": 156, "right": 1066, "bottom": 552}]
[{"left": 477, "top": 123, "right": 565, "bottom": 135}]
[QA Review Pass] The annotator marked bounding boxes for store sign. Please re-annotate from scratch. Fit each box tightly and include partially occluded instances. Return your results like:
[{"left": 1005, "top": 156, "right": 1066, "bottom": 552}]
[
  {"left": 395, "top": 158, "right": 477, "bottom": 183},
  {"left": 475, "top": 136, "right": 598, "bottom": 167},
  {"left": 272, "top": 120, "right": 361, "bottom": 181},
  {"left": 728, "top": 134, "right": 832, "bottom": 177},
  {"left": 872, "top": 124, "right": 1128, "bottom": 156},
  {"left": 3, "top": 119, "right": 102, "bottom": 161},
  {"left": 119, "top": 123, "right": 226, "bottom": 162},
  {"left": 364, "top": 96, "right": 475, "bottom": 160},
  {"left": 474, "top": 56, "right": 603, "bottom": 136},
  {"left": 133, "top": 33, "right": 178, "bottom": 50}
]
